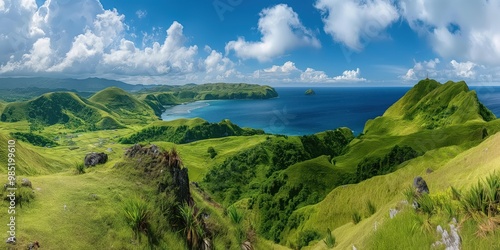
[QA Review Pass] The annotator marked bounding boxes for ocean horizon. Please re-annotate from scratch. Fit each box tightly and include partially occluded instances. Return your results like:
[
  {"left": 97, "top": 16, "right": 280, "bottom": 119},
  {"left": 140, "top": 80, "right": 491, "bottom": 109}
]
[{"left": 161, "top": 86, "right": 500, "bottom": 136}]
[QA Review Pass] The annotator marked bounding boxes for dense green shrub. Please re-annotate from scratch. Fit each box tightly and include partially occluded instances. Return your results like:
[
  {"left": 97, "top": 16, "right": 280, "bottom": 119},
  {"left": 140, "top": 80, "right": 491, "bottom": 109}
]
[
  {"left": 119, "top": 121, "right": 264, "bottom": 144},
  {"left": 207, "top": 147, "right": 217, "bottom": 159},
  {"left": 354, "top": 145, "right": 420, "bottom": 182},
  {"left": 297, "top": 230, "right": 320, "bottom": 249},
  {"left": 10, "top": 132, "right": 58, "bottom": 147},
  {"left": 323, "top": 228, "right": 336, "bottom": 248}
]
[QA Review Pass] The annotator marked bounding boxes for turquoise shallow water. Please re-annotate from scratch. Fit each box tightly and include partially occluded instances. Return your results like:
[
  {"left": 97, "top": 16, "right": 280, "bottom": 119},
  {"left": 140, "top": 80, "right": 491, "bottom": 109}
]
[{"left": 161, "top": 87, "right": 500, "bottom": 136}]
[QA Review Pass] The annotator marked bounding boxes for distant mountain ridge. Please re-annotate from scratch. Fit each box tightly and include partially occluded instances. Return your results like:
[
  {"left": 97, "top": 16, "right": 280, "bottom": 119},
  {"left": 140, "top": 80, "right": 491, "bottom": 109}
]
[{"left": 0, "top": 77, "right": 149, "bottom": 92}]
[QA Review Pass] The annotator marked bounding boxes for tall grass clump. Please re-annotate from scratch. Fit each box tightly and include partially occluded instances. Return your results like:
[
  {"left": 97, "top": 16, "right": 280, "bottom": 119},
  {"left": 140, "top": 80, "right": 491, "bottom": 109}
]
[
  {"left": 352, "top": 211, "right": 362, "bottom": 224},
  {"left": 323, "top": 228, "right": 336, "bottom": 248},
  {"left": 416, "top": 193, "right": 435, "bottom": 216},
  {"left": 403, "top": 185, "right": 416, "bottom": 203},
  {"left": 75, "top": 162, "right": 85, "bottom": 174},
  {"left": 366, "top": 200, "right": 377, "bottom": 216},
  {"left": 178, "top": 203, "right": 204, "bottom": 250},
  {"left": 460, "top": 172, "right": 500, "bottom": 218},
  {"left": 227, "top": 205, "right": 243, "bottom": 224},
  {"left": 123, "top": 197, "right": 152, "bottom": 242}
]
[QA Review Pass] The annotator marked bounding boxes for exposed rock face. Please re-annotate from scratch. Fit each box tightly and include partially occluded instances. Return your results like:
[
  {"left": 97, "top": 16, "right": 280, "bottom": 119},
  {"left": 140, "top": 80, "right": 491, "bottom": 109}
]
[
  {"left": 125, "top": 144, "right": 192, "bottom": 205},
  {"left": 432, "top": 218, "right": 460, "bottom": 250},
  {"left": 84, "top": 152, "right": 108, "bottom": 167},
  {"left": 124, "top": 144, "right": 160, "bottom": 158},
  {"left": 413, "top": 176, "right": 430, "bottom": 194},
  {"left": 389, "top": 208, "right": 399, "bottom": 219}
]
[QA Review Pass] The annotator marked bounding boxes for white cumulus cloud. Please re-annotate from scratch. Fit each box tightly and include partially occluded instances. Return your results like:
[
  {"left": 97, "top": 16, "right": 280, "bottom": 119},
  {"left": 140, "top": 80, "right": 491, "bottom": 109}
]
[
  {"left": 263, "top": 61, "right": 299, "bottom": 73},
  {"left": 399, "top": 0, "right": 500, "bottom": 65},
  {"left": 401, "top": 58, "right": 441, "bottom": 81},
  {"left": 315, "top": 0, "right": 399, "bottom": 51},
  {"left": 225, "top": 4, "right": 320, "bottom": 62},
  {"left": 450, "top": 60, "right": 477, "bottom": 78},
  {"left": 333, "top": 68, "right": 365, "bottom": 81},
  {"left": 401, "top": 58, "right": 483, "bottom": 81},
  {"left": 102, "top": 21, "right": 198, "bottom": 75},
  {"left": 253, "top": 61, "right": 366, "bottom": 83}
]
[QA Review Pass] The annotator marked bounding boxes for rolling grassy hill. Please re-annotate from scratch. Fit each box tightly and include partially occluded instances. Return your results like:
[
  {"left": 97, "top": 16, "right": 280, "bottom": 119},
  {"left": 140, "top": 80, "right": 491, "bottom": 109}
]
[
  {"left": 0, "top": 92, "right": 125, "bottom": 131},
  {"left": 272, "top": 80, "right": 500, "bottom": 249},
  {"left": 365, "top": 79, "right": 496, "bottom": 136},
  {"left": 89, "top": 87, "right": 158, "bottom": 124},
  {"left": 2, "top": 79, "right": 500, "bottom": 249}
]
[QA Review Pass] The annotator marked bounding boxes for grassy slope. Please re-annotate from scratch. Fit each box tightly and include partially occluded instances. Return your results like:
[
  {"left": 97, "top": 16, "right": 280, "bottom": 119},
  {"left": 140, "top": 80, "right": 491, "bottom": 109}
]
[
  {"left": 286, "top": 109, "right": 500, "bottom": 248},
  {"left": 1, "top": 79, "right": 499, "bottom": 249},
  {"left": 365, "top": 79, "right": 495, "bottom": 136},
  {"left": 303, "top": 130, "right": 500, "bottom": 250},
  {"left": 0, "top": 92, "right": 126, "bottom": 130},
  {"left": 0, "top": 120, "right": 278, "bottom": 249},
  {"left": 89, "top": 87, "right": 157, "bottom": 124},
  {"left": 151, "top": 135, "right": 269, "bottom": 182}
]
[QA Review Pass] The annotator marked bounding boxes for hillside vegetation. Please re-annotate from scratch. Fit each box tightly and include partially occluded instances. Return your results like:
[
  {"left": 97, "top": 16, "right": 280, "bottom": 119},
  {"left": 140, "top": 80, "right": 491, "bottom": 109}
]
[
  {"left": 119, "top": 118, "right": 265, "bottom": 144},
  {"left": 365, "top": 79, "right": 496, "bottom": 136},
  {"left": 0, "top": 92, "right": 124, "bottom": 131},
  {"left": 138, "top": 83, "right": 278, "bottom": 116},
  {"left": 0, "top": 82, "right": 278, "bottom": 132},
  {"left": 2, "top": 79, "right": 500, "bottom": 249},
  {"left": 89, "top": 87, "right": 158, "bottom": 124}
]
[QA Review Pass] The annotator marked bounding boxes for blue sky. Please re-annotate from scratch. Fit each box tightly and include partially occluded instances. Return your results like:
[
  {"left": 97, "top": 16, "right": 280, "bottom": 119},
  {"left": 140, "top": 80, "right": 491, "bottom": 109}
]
[{"left": 1, "top": 0, "right": 500, "bottom": 86}]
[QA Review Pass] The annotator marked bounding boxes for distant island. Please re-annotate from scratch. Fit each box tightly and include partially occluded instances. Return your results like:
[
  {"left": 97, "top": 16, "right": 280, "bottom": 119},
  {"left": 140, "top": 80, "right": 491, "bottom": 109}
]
[{"left": 305, "top": 88, "right": 316, "bottom": 95}]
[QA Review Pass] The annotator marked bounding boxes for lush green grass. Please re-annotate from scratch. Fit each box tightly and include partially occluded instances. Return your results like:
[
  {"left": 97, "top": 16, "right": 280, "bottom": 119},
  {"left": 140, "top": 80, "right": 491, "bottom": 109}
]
[
  {"left": 366, "top": 79, "right": 495, "bottom": 136},
  {"left": 119, "top": 118, "right": 264, "bottom": 145},
  {"left": 0, "top": 169, "right": 157, "bottom": 249},
  {"left": 89, "top": 87, "right": 157, "bottom": 124},
  {"left": 1, "top": 79, "right": 500, "bottom": 249},
  {"left": 298, "top": 130, "right": 500, "bottom": 249}
]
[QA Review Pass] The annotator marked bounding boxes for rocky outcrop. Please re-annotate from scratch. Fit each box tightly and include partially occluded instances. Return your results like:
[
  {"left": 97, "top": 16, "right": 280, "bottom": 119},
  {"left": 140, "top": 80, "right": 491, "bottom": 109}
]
[
  {"left": 84, "top": 152, "right": 108, "bottom": 167},
  {"left": 124, "top": 144, "right": 160, "bottom": 158},
  {"left": 413, "top": 176, "right": 429, "bottom": 195},
  {"left": 124, "top": 144, "right": 192, "bottom": 205},
  {"left": 432, "top": 218, "right": 460, "bottom": 250}
]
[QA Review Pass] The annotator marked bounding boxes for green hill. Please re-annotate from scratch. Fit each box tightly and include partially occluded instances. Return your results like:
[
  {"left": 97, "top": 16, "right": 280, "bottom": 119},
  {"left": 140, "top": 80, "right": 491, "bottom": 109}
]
[
  {"left": 138, "top": 83, "right": 279, "bottom": 116},
  {"left": 119, "top": 118, "right": 265, "bottom": 144},
  {"left": 3, "top": 79, "right": 500, "bottom": 249},
  {"left": 0, "top": 92, "right": 126, "bottom": 131},
  {"left": 89, "top": 87, "right": 157, "bottom": 123},
  {"left": 365, "top": 79, "right": 496, "bottom": 136}
]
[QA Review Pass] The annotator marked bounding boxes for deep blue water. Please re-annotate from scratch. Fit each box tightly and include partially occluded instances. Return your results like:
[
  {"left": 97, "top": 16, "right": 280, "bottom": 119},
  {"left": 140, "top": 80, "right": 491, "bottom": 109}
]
[{"left": 161, "top": 87, "right": 500, "bottom": 136}]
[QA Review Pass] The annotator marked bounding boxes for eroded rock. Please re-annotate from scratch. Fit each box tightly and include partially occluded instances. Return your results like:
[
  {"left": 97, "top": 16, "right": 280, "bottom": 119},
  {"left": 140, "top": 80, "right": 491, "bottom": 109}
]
[
  {"left": 413, "top": 176, "right": 430, "bottom": 195},
  {"left": 84, "top": 152, "right": 108, "bottom": 167}
]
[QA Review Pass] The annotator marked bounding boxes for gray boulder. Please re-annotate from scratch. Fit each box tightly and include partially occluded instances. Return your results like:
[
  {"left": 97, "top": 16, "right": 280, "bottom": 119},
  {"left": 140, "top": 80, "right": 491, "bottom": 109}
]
[
  {"left": 21, "top": 178, "right": 32, "bottom": 188},
  {"left": 84, "top": 152, "right": 108, "bottom": 167},
  {"left": 413, "top": 176, "right": 429, "bottom": 194}
]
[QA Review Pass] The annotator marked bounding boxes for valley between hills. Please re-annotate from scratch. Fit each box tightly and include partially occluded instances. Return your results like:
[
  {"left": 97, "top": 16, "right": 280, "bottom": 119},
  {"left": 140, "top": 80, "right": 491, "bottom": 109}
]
[{"left": 1, "top": 79, "right": 500, "bottom": 249}]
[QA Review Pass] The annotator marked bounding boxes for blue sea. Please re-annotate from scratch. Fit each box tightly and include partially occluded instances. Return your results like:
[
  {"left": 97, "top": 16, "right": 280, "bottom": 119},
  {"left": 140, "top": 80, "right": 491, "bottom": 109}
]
[{"left": 161, "top": 87, "right": 500, "bottom": 136}]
